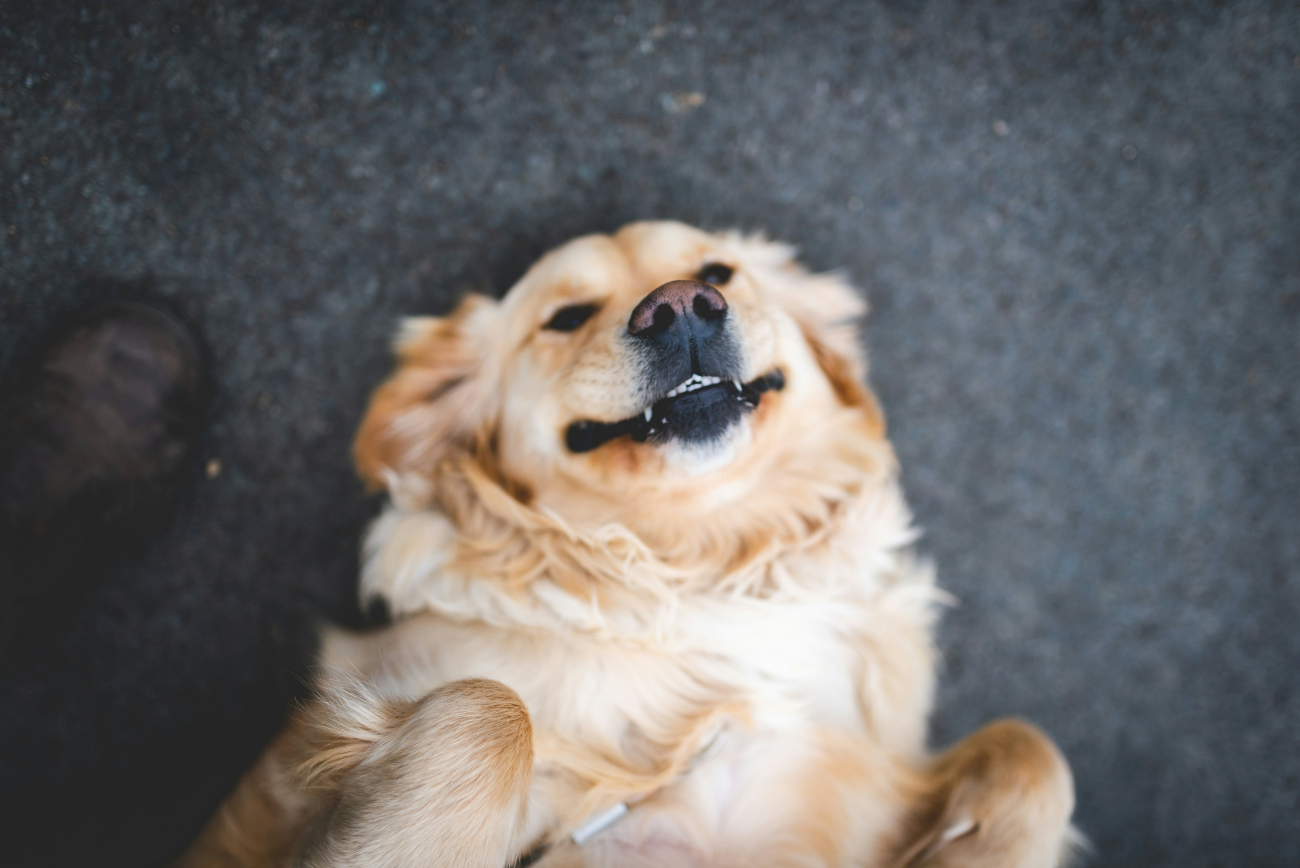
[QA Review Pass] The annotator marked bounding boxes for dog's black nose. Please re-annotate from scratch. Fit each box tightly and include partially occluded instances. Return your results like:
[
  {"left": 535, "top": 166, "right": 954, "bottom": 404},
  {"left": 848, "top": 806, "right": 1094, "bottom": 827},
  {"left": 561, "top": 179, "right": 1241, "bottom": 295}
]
[
  {"left": 628, "top": 280, "right": 728, "bottom": 339},
  {"left": 625, "top": 279, "right": 742, "bottom": 399}
]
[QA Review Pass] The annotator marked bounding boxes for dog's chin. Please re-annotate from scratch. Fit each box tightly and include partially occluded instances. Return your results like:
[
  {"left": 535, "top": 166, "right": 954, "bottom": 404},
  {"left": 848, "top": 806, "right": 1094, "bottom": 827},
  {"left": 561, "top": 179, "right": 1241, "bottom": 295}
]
[{"left": 658, "top": 416, "right": 753, "bottom": 477}]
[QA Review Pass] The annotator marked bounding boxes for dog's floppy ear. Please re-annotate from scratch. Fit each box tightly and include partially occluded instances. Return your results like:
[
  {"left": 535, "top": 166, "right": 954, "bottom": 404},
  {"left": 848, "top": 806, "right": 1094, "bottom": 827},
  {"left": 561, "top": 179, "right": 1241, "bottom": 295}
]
[
  {"left": 730, "top": 232, "right": 885, "bottom": 435},
  {"left": 779, "top": 269, "right": 869, "bottom": 385},
  {"left": 787, "top": 272, "right": 884, "bottom": 430},
  {"left": 353, "top": 294, "right": 501, "bottom": 491},
  {"left": 789, "top": 274, "right": 886, "bottom": 437}
]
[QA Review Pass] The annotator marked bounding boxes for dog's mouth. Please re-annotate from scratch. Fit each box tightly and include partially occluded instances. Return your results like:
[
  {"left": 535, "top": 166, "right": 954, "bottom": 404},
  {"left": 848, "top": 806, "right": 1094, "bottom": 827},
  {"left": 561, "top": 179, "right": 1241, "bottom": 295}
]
[{"left": 565, "top": 369, "right": 785, "bottom": 454}]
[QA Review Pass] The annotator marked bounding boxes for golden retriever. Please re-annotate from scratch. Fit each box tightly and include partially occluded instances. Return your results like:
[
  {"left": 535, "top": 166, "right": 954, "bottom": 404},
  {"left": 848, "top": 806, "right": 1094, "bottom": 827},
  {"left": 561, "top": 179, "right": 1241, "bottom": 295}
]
[{"left": 178, "top": 221, "right": 1077, "bottom": 868}]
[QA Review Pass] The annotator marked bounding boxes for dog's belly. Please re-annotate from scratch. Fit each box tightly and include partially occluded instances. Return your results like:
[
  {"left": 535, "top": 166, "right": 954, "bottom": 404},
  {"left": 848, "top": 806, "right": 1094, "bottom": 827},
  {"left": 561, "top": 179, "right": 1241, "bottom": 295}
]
[
  {"left": 536, "top": 729, "right": 907, "bottom": 868},
  {"left": 321, "top": 607, "right": 918, "bottom": 867}
]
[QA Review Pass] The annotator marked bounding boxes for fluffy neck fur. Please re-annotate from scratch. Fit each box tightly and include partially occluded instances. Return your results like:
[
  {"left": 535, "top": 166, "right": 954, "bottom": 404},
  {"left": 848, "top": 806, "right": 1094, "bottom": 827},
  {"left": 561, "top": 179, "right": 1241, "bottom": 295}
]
[{"left": 362, "top": 405, "right": 924, "bottom": 642}]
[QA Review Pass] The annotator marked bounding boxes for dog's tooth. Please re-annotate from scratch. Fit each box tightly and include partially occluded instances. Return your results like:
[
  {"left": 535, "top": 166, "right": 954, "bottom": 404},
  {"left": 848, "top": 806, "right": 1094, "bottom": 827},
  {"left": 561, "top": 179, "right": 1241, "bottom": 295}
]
[
  {"left": 733, "top": 379, "right": 743, "bottom": 391},
  {"left": 644, "top": 407, "right": 653, "bottom": 422}
]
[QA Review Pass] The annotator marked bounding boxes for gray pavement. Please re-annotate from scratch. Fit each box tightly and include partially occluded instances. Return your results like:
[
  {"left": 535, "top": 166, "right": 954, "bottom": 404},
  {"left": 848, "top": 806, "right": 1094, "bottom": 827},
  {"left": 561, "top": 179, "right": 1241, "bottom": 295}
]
[{"left": 1, "top": 1, "right": 1297, "bottom": 865}]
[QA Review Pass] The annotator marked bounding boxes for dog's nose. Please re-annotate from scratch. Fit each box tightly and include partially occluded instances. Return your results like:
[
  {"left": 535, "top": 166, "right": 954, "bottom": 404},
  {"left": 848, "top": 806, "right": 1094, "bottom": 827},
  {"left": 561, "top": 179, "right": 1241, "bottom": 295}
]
[{"left": 627, "top": 280, "right": 728, "bottom": 338}]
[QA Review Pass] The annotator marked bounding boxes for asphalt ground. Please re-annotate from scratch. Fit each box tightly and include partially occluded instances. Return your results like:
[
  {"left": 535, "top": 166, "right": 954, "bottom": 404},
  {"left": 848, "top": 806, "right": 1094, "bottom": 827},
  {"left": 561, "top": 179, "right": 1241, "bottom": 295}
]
[{"left": 1, "top": 2, "right": 1297, "bottom": 865}]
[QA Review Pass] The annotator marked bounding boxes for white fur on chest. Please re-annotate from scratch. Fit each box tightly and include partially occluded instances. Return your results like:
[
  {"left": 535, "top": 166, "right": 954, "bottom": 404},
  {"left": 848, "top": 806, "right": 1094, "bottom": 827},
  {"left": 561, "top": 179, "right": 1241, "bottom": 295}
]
[
  {"left": 353, "top": 481, "right": 932, "bottom": 737},
  {"left": 328, "top": 481, "right": 938, "bottom": 865}
]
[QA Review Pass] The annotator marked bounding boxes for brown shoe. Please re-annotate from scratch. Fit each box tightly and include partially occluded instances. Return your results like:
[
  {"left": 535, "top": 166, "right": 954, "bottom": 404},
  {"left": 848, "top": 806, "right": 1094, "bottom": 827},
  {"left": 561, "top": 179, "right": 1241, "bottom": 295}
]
[{"left": 0, "top": 299, "right": 207, "bottom": 661}]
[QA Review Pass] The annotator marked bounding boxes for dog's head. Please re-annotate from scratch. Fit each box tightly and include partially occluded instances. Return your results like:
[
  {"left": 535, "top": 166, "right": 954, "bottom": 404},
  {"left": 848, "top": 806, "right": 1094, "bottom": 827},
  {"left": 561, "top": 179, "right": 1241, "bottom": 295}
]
[{"left": 355, "top": 221, "right": 884, "bottom": 545}]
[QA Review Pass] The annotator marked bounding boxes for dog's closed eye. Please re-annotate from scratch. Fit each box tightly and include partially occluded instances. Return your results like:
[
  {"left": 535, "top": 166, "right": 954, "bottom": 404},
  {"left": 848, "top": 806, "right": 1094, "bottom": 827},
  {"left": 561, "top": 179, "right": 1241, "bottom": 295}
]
[
  {"left": 543, "top": 304, "right": 600, "bottom": 332},
  {"left": 695, "top": 263, "right": 734, "bottom": 286}
]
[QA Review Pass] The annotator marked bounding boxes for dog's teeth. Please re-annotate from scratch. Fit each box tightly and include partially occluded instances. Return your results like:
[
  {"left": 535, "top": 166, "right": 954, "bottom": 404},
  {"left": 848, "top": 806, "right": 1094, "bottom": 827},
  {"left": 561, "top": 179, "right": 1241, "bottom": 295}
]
[
  {"left": 644, "top": 407, "right": 653, "bottom": 422},
  {"left": 733, "top": 379, "right": 743, "bottom": 391},
  {"left": 665, "top": 374, "right": 732, "bottom": 400}
]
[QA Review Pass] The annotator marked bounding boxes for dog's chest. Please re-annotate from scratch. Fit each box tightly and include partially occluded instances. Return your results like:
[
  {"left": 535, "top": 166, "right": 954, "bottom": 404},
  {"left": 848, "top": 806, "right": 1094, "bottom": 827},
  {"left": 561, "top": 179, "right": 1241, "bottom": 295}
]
[
  {"left": 501, "top": 602, "right": 885, "bottom": 866},
  {"left": 476, "top": 595, "right": 870, "bottom": 740},
  {"left": 342, "top": 554, "right": 936, "bottom": 866}
]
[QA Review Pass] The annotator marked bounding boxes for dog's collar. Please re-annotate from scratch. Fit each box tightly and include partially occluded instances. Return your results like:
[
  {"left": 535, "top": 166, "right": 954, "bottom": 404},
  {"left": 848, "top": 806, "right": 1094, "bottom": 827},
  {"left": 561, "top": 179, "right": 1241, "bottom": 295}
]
[
  {"left": 570, "top": 801, "right": 630, "bottom": 845},
  {"left": 510, "top": 722, "right": 731, "bottom": 866}
]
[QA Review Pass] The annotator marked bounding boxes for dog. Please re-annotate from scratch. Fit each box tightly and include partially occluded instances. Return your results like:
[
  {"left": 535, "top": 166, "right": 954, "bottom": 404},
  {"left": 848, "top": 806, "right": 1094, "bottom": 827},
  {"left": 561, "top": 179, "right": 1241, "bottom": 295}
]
[{"left": 179, "top": 221, "right": 1077, "bottom": 868}]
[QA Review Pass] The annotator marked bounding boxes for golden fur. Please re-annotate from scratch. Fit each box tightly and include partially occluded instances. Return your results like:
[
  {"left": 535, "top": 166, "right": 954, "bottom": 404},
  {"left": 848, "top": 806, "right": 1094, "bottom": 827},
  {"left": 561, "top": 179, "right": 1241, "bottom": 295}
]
[{"left": 179, "top": 221, "right": 1077, "bottom": 868}]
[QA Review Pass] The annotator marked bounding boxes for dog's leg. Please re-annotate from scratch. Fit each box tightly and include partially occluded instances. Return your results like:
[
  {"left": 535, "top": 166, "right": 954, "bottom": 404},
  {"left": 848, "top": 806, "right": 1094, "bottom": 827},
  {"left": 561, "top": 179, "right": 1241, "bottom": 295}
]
[
  {"left": 889, "top": 719, "right": 1078, "bottom": 868},
  {"left": 172, "top": 717, "right": 325, "bottom": 868},
  {"left": 295, "top": 678, "right": 535, "bottom": 868}
]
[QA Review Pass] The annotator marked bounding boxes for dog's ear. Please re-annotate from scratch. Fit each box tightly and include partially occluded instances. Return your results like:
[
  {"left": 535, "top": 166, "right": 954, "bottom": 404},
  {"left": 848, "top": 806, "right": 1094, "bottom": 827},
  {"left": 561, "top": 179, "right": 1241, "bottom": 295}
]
[
  {"left": 730, "top": 233, "right": 885, "bottom": 436},
  {"left": 779, "top": 269, "right": 868, "bottom": 380},
  {"left": 353, "top": 294, "right": 501, "bottom": 491},
  {"left": 792, "top": 280, "right": 886, "bottom": 438},
  {"left": 785, "top": 270, "right": 880, "bottom": 415}
]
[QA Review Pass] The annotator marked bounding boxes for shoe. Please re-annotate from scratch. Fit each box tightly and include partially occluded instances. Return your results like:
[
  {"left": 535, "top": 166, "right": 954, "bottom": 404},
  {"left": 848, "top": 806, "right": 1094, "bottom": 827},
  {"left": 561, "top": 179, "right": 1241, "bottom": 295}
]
[{"left": 0, "top": 299, "right": 207, "bottom": 662}]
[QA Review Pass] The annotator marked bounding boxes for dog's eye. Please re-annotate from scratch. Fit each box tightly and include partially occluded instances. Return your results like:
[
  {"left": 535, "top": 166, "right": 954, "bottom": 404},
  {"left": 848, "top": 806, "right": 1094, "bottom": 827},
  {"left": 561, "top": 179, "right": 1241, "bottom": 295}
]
[
  {"left": 543, "top": 304, "right": 600, "bottom": 332},
  {"left": 696, "top": 263, "right": 734, "bottom": 286}
]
